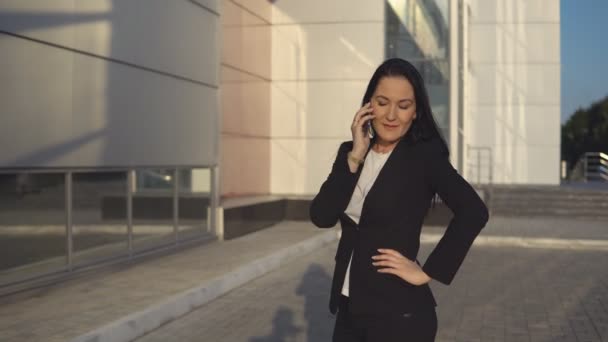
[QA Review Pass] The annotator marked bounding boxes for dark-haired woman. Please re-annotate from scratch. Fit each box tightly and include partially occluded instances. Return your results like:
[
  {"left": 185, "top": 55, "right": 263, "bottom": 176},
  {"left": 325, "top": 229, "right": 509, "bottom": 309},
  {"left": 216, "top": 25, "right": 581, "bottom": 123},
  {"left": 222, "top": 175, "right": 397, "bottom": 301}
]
[{"left": 309, "top": 58, "right": 489, "bottom": 341}]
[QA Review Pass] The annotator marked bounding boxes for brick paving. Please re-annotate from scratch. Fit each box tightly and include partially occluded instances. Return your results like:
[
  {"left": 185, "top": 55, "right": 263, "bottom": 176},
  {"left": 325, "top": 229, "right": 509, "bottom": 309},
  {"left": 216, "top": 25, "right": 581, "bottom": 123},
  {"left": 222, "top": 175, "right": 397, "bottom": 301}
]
[
  {"left": 136, "top": 217, "right": 608, "bottom": 342},
  {"left": 0, "top": 217, "right": 607, "bottom": 341},
  {"left": 0, "top": 222, "right": 331, "bottom": 342}
]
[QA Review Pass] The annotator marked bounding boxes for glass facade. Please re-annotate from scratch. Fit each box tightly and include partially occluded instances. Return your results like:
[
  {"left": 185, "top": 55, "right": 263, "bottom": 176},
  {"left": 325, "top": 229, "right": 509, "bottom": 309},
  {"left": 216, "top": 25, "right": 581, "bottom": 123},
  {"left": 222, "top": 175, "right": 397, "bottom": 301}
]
[
  {"left": 136, "top": 169, "right": 191, "bottom": 191},
  {"left": 0, "top": 169, "right": 211, "bottom": 293},
  {"left": 385, "top": 0, "right": 450, "bottom": 142}
]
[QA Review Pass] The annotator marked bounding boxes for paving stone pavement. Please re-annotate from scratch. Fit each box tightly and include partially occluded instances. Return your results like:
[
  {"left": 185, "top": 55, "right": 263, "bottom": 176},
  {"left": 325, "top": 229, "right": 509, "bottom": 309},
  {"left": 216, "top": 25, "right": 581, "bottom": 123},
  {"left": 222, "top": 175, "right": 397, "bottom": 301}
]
[
  {"left": 0, "top": 222, "right": 332, "bottom": 342},
  {"left": 135, "top": 218, "right": 608, "bottom": 342}
]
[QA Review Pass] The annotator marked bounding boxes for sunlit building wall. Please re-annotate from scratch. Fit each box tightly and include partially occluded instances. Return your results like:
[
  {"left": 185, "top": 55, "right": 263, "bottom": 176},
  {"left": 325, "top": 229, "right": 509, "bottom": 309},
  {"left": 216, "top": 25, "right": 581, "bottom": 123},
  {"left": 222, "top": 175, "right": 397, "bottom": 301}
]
[
  {"left": 0, "top": 0, "right": 563, "bottom": 199},
  {"left": 466, "top": 0, "right": 561, "bottom": 184},
  {"left": 216, "top": 0, "right": 385, "bottom": 196},
  {"left": 217, "top": 0, "right": 561, "bottom": 198},
  {"left": 219, "top": 0, "right": 273, "bottom": 197},
  {"left": 269, "top": 1, "right": 385, "bottom": 195},
  {"left": 216, "top": 0, "right": 384, "bottom": 197}
]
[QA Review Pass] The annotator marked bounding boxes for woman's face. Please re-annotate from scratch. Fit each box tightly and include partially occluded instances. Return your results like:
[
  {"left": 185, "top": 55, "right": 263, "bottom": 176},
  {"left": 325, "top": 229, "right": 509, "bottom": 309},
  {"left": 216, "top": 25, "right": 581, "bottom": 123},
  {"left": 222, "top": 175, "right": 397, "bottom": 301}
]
[{"left": 370, "top": 76, "right": 417, "bottom": 144}]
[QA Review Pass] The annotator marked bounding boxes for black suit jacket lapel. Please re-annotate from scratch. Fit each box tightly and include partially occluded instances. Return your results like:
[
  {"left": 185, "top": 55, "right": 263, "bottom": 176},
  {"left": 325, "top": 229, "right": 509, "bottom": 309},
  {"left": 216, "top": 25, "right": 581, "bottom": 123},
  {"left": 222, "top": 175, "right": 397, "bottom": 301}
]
[{"left": 358, "top": 137, "right": 407, "bottom": 227}]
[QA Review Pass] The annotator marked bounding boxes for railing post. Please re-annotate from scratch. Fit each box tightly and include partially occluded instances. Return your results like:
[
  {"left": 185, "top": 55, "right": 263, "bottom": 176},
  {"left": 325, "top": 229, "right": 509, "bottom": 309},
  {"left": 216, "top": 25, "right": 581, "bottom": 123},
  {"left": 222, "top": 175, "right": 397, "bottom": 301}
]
[
  {"left": 602, "top": 153, "right": 608, "bottom": 181},
  {"left": 477, "top": 150, "right": 481, "bottom": 184},
  {"left": 210, "top": 165, "right": 223, "bottom": 240},
  {"left": 173, "top": 168, "right": 179, "bottom": 244},
  {"left": 127, "top": 169, "right": 134, "bottom": 258},
  {"left": 583, "top": 153, "right": 588, "bottom": 182},
  {"left": 487, "top": 147, "right": 493, "bottom": 184},
  {"left": 65, "top": 171, "right": 73, "bottom": 271}
]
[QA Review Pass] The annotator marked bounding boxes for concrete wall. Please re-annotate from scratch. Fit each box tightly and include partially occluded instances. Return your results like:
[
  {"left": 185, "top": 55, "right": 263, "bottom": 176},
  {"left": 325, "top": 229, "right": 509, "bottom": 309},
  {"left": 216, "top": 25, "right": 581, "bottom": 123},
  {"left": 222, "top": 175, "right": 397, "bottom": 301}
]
[
  {"left": 220, "top": 0, "right": 272, "bottom": 196},
  {"left": 466, "top": 0, "right": 561, "bottom": 184},
  {"left": 0, "top": 0, "right": 220, "bottom": 168},
  {"left": 270, "top": 0, "right": 385, "bottom": 195},
  {"left": 217, "top": 0, "right": 384, "bottom": 196}
]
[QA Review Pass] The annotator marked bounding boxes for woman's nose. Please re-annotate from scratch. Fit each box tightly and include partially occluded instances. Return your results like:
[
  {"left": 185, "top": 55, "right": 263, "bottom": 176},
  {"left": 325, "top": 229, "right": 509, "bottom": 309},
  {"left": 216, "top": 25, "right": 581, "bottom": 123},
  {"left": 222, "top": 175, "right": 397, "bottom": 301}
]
[{"left": 387, "top": 106, "right": 398, "bottom": 120}]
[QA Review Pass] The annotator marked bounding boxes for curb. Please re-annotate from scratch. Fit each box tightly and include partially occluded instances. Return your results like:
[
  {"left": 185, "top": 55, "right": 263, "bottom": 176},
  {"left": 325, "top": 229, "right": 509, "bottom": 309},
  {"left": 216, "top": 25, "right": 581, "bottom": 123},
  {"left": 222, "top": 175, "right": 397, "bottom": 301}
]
[
  {"left": 70, "top": 230, "right": 338, "bottom": 342},
  {"left": 421, "top": 233, "right": 608, "bottom": 251}
]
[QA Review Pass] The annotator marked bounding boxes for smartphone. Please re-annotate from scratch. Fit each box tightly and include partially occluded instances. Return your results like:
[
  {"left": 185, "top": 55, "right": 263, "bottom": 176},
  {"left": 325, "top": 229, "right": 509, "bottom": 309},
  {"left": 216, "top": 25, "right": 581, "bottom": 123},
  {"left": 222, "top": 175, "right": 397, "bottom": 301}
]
[{"left": 364, "top": 120, "right": 375, "bottom": 139}]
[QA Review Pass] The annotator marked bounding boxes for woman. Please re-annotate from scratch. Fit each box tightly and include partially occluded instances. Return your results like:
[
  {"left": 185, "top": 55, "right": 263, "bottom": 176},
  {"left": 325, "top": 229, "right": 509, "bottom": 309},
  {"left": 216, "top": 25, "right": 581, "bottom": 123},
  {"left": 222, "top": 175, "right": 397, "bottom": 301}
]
[{"left": 309, "top": 58, "right": 489, "bottom": 341}]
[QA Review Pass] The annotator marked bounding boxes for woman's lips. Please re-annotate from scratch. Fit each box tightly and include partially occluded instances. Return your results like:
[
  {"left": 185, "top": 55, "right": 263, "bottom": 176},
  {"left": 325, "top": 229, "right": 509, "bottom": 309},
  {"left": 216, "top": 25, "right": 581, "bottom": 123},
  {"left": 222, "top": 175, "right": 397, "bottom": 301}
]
[{"left": 383, "top": 124, "right": 399, "bottom": 130}]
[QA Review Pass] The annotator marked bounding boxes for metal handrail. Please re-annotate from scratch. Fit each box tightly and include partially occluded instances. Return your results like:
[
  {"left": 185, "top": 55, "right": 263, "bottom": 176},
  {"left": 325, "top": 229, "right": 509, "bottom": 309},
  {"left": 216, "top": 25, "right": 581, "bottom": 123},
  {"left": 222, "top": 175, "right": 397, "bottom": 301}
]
[
  {"left": 0, "top": 165, "right": 220, "bottom": 295},
  {"left": 466, "top": 145, "right": 493, "bottom": 184},
  {"left": 583, "top": 152, "right": 608, "bottom": 181},
  {"left": 466, "top": 145, "right": 493, "bottom": 211}
]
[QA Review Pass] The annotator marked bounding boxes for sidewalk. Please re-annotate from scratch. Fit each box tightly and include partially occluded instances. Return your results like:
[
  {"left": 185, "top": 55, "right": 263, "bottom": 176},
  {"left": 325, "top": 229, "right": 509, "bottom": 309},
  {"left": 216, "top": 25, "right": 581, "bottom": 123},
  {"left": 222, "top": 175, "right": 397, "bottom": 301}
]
[
  {"left": 0, "top": 221, "right": 337, "bottom": 342},
  {"left": 424, "top": 215, "right": 608, "bottom": 251},
  {"left": 134, "top": 216, "right": 608, "bottom": 342},
  {"left": 1, "top": 216, "right": 607, "bottom": 342}
]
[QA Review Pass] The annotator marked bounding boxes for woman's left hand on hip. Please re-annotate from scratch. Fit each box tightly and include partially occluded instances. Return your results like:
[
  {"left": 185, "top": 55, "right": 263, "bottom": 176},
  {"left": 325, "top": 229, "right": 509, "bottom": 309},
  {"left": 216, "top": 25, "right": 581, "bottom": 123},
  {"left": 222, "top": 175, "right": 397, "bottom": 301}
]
[{"left": 372, "top": 248, "right": 431, "bottom": 285}]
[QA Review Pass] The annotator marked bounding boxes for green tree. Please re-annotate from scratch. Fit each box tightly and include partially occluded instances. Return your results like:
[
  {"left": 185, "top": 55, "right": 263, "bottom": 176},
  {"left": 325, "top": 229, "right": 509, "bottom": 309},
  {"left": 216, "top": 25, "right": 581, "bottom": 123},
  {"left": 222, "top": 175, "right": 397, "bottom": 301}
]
[{"left": 562, "top": 95, "right": 608, "bottom": 169}]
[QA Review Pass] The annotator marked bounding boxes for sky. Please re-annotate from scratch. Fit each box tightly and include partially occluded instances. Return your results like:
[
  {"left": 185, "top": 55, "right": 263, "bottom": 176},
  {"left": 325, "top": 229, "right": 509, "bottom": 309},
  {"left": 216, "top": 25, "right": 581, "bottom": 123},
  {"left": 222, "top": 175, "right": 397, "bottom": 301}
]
[{"left": 561, "top": 0, "right": 608, "bottom": 123}]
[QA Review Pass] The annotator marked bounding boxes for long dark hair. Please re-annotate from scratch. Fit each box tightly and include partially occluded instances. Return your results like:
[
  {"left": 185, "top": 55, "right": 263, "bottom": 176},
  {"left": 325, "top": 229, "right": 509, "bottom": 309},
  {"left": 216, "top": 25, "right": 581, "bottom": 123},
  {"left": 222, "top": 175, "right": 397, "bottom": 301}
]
[{"left": 362, "top": 58, "right": 449, "bottom": 156}]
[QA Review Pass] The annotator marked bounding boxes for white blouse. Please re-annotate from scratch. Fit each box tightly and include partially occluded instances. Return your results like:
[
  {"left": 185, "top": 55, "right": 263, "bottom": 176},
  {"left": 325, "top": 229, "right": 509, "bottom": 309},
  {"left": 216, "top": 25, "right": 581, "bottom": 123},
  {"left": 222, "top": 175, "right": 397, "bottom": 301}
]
[{"left": 341, "top": 147, "right": 393, "bottom": 296}]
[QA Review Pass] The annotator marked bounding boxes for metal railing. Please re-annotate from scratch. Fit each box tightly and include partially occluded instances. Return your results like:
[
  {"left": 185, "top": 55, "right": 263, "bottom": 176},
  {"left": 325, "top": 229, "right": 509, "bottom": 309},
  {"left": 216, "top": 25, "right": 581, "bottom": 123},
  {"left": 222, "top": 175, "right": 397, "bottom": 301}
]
[
  {"left": 578, "top": 152, "right": 608, "bottom": 182},
  {"left": 466, "top": 145, "right": 493, "bottom": 210},
  {"left": 467, "top": 145, "right": 493, "bottom": 185},
  {"left": 0, "top": 165, "right": 220, "bottom": 295}
]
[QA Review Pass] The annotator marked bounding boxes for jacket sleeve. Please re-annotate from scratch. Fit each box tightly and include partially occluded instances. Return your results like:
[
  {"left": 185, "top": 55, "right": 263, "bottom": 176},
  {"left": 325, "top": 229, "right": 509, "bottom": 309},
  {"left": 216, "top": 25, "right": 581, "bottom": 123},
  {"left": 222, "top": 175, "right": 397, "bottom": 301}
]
[
  {"left": 421, "top": 140, "right": 489, "bottom": 285},
  {"left": 309, "top": 141, "right": 361, "bottom": 228}
]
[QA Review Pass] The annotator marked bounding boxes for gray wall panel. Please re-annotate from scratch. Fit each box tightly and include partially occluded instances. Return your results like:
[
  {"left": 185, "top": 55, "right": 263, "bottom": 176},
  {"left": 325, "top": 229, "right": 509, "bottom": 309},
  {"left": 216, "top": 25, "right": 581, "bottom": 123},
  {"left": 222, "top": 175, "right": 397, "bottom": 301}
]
[
  {"left": 0, "top": 34, "right": 76, "bottom": 167},
  {"left": 0, "top": 0, "right": 219, "bottom": 86},
  {"left": 0, "top": 1, "right": 219, "bottom": 168},
  {"left": 190, "top": 0, "right": 221, "bottom": 14}
]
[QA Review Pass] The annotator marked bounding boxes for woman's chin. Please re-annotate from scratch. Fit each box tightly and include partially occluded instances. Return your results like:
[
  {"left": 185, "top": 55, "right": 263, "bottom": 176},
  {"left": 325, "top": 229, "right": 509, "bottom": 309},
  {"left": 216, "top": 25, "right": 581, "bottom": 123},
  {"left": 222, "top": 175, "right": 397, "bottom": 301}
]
[{"left": 376, "top": 131, "right": 405, "bottom": 143}]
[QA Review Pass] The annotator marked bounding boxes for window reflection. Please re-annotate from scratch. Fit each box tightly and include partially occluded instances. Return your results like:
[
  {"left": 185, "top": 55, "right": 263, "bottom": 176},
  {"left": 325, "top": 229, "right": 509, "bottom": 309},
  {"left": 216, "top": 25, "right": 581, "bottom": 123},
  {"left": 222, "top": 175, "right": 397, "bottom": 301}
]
[{"left": 386, "top": 0, "right": 450, "bottom": 142}]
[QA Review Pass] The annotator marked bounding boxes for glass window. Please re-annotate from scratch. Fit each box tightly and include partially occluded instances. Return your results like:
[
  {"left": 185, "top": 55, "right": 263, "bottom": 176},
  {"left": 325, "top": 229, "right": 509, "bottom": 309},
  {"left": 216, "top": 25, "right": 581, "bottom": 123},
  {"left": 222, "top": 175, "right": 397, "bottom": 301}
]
[{"left": 386, "top": 0, "right": 450, "bottom": 142}]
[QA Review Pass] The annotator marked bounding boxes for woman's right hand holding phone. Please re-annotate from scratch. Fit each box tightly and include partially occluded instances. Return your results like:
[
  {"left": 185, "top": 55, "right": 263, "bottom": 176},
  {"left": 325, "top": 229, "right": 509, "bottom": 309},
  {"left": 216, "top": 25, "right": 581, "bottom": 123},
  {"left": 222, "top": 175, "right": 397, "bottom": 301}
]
[
  {"left": 348, "top": 102, "right": 375, "bottom": 171},
  {"left": 351, "top": 102, "right": 375, "bottom": 157}
]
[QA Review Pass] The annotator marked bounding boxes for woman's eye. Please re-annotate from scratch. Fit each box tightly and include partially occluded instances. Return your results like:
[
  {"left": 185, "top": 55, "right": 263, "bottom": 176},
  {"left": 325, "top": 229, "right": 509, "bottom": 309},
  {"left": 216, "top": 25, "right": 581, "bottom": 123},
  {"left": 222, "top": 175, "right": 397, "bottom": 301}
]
[
  {"left": 378, "top": 102, "right": 387, "bottom": 106},
  {"left": 400, "top": 106, "right": 410, "bottom": 110}
]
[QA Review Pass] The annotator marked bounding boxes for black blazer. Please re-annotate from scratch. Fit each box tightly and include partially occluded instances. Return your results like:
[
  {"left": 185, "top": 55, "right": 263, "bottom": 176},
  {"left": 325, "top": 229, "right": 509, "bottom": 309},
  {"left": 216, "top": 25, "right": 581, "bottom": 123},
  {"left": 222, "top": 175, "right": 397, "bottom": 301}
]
[{"left": 309, "top": 135, "right": 489, "bottom": 315}]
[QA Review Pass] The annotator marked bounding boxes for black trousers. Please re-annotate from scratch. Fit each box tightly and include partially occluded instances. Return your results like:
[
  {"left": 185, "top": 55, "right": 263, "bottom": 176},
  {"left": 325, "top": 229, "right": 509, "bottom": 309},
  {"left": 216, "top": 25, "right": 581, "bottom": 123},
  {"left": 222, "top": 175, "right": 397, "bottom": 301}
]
[{"left": 332, "top": 295, "right": 438, "bottom": 342}]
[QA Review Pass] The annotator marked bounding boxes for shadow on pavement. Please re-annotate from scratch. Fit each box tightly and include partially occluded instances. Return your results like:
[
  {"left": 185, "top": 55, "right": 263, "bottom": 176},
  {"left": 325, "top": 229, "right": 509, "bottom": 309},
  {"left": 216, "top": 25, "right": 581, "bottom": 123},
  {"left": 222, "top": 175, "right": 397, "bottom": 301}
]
[{"left": 248, "top": 263, "right": 334, "bottom": 342}]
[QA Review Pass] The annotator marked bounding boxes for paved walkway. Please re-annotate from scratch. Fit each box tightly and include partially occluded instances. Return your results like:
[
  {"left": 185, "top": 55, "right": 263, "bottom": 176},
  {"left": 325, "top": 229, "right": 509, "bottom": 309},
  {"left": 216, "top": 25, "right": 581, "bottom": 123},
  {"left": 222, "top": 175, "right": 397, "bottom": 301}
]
[
  {"left": 0, "top": 216, "right": 607, "bottom": 342},
  {"left": 135, "top": 216, "right": 608, "bottom": 342},
  {"left": 0, "top": 222, "right": 335, "bottom": 342}
]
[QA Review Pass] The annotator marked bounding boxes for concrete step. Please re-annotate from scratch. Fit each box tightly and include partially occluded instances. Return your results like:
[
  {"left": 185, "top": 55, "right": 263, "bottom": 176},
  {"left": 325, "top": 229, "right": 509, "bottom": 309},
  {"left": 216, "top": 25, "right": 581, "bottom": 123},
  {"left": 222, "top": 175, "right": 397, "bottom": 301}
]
[
  {"left": 491, "top": 207, "right": 608, "bottom": 218},
  {"left": 491, "top": 193, "right": 608, "bottom": 201},
  {"left": 483, "top": 186, "right": 608, "bottom": 218},
  {"left": 490, "top": 199, "right": 608, "bottom": 208},
  {"left": 491, "top": 207, "right": 608, "bottom": 214},
  {"left": 491, "top": 205, "right": 608, "bottom": 213},
  {"left": 488, "top": 188, "right": 607, "bottom": 197}
]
